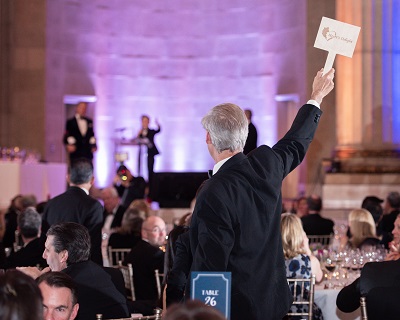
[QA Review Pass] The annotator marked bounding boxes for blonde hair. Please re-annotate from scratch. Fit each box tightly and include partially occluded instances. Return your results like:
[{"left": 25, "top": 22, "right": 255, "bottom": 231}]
[
  {"left": 281, "top": 213, "right": 306, "bottom": 259},
  {"left": 348, "top": 208, "right": 377, "bottom": 248},
  {"left": 128, "top": 199, "right": 151, "bottom": 219}
]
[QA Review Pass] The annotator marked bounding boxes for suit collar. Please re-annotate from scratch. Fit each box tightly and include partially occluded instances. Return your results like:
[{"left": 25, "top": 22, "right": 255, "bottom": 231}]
[{"left": 214, "top": 152, "right": 247, "bottom": 175}]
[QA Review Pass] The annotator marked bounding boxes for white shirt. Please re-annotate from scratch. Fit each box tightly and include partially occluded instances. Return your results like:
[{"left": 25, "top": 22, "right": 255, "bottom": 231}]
[{"left": 76, "top": 114, "right": 88, "bottom": 136}]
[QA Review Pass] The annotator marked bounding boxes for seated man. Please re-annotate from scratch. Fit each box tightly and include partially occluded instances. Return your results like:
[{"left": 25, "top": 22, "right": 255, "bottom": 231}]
[
  {"left": 123, "top": 216, "right": 166, "bottom": 313},
  {"left": 37, "top": 271, "right": 79, "bottom": 320},
  {"left": 301, "top": 195, "right": 334, "bottom": 236},
  {"left": 18, "top": 222, "right": 129, "bottom": 320},
  {"left": 336, "top": 260, "right": 400, "bottom": 320},
  {"left": 101, "top": 186, "right": 126, "bottom": 231},
  {"left": 2, "top": 207, "right": 47, "bottom": 269}
]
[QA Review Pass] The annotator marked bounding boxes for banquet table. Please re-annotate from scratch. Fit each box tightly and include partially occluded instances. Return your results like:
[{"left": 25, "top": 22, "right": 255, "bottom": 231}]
[
  {"left": 314, "top": 286, "right": 360, "bottom": 320},
  {"left": 0, "top": 161, "right": 67, "bottom": 209}
]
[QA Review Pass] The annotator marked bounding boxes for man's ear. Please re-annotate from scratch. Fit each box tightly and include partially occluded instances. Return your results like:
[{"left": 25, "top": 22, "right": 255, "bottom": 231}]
[
  {"left": 60, "top": 250, "right": 69, "bottom": 263},
  {"left": 206, "top": 131, "right": 212, "bottom": 144},
  {"left": 71, "top": 303, "right": 79, "bottom": 320},
  {"left": 66, "top": 174, "right": 71, "bottom": 184}
]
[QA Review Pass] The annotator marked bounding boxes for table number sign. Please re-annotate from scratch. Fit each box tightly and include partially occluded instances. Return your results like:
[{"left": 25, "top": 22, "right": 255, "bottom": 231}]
[
  {"left": 314, "top": 17, "right": 361, "bottom": 74},
  {"left": 191, "top": 272, "right": 231, "bottom": 319}
]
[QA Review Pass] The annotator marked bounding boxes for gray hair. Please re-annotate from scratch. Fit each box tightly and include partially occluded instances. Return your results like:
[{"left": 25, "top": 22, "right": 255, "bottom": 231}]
[
  {"left": 201, "top": 103, "right": 248, "bottom": 153},
  {"left": 69, "top": 158, "right": 93, "bottom": 185},
  {"left": 18, "top": 207, "right": 41, "bottom": 238},
  {"left": 387, "top": 191, "right": 400, "bottom": 208}
]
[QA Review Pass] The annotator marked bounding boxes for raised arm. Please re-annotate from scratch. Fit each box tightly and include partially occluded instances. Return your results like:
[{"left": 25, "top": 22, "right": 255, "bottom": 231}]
[{"left": 310, "top": 68, "right": 335, "bottom": 105}]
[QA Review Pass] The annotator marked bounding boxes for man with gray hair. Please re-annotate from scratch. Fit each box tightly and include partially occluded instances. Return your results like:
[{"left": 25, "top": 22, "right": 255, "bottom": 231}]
[
  {"left": 2, "top": 207, "right": 46, "bottom": 269},
  {"left": 378, "top": 191, "right": 400, "bottom": 248},
  {"left": 188, "top": 68, "right": 335, "bottom": 319}
]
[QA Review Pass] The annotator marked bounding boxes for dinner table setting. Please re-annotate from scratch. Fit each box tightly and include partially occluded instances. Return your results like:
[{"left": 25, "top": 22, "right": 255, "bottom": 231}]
[{"left": 312, "top": 241, "right": 387, "bottom": 320}]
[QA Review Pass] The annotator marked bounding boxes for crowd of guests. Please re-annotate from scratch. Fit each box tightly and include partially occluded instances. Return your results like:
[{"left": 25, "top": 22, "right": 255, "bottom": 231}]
[{"left": 1, "top": 154, "right": 400, "bottom": 320}]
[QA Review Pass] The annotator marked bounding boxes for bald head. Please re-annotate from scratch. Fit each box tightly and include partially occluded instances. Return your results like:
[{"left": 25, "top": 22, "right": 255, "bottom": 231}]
[
  {"left": 141, "top": 216, "right": 166, "bottom": 247},
  {"left": 101, "top": 187, "right": 120, "bottom": 213}
]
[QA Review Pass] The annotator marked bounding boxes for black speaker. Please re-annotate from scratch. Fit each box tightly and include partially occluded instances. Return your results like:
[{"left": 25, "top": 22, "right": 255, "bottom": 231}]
[{"left": 152, "top": 172, "right": 208, "bottom": 208}]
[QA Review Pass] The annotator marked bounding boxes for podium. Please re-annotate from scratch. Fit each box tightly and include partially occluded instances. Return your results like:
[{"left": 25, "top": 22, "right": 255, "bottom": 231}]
[{"left": 114, "top": 137, "right": 152, "bottom": 176}]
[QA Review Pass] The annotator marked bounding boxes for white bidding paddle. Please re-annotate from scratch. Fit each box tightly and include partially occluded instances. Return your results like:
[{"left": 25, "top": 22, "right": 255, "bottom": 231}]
[{"left": 314, "top": 17, "right": 361, "bottom": 74}]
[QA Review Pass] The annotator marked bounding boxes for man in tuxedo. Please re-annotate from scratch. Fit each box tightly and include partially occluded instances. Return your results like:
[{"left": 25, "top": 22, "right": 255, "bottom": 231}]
[
  {"left": 123, "top": 216, "right": 166, "bottom": 314},
  {"left": 2, "top": 207, "right": 46, "bottom": 269},
  {"left": 19, "top": 222, "right": 129, "bottom": 320},
  {"left": 336, "top": 260, "right": 400, "bottom": 320},
  {"left": 42, "top": 158, "right": 103, "bottom": 265},
  {"left": 37, "top": 272, "right": 79, "bottom": 320},
  {"left": 63, "top": 101, "right": 97, "bottom": 163},
  {"left": 101, "top": 187, "right": 126, "bottom": 230},
  {"left": 301, "top": 195, "right": 334, "bottom": 236},
  {"left": 188, "top": 68, "right": 335, "bottom": 320}
]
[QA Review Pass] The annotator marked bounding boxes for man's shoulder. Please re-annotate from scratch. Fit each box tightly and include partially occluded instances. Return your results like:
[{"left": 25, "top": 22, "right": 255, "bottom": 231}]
[
  {"left": 64, "top": 260, "right": 101, "bottom": 277},
  {"left": 382, "top": 210, "right": 400, "bottom": 223}
]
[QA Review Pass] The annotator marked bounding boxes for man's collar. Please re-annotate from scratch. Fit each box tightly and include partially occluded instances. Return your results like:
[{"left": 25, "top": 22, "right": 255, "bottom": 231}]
[
  {"left": 78, "top": 186, "right": 89, "bottom": 195},
  {"left": 212, "top": 157, "right": 232, "bottom": 175},
  {"left": 212, "top": 152, "right": 247, "bottom": 175}
]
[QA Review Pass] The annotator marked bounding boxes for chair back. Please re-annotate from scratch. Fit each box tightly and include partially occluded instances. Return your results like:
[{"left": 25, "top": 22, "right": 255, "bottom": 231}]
[
  {"left": 108, "top": 246, "right": 131, "bottom": 267},
  {"left": 96, "top": 308, "right": 162, "bottom": 320},
  {"left": 286, "top": 274, "right": 316, "bottom": 320},
  {"left": 360, "top": 296, "right": 368, "bottom": 320},
  {"left": 154, "top": 269, "right": 164, "bottom": 299},
  {"left": 307, "top": 234, "right": 333, "bottom": 248},
  {"left": 118, "top": 261, "right": 136, "bottom": 301}
]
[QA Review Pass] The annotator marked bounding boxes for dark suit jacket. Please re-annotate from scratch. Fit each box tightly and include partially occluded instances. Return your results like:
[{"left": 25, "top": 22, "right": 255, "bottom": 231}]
[
  {"left": 123, "top": 239, "right": 165, "bottom": 301},
  {"left": 3, "top": 209, "right": 18, "bottom": 248},
  {"left": 2, "top": 237, "right": 47, "bottom": 269},
  {"left": 301, "top": 213, "right": 334, "bottom": 236},
  {"left": 42, "top": 186, "right": 104, "bottom": 265},
  {"left": 166, "top": 231, "right": 191, "bottom": 307},
  {"left": 108, "top": 233, "right": 141, "bottom": 250},
  {"left": 377, "top": 209, "right": 400, "bottom": 248},
  {"left": 63, "top": 260, "right": 129, "bottom": 320},
  {"left": 109, "top": 205, "right": 127, "bottom": 229},
  {"left": 139, "top": 127, "right": 160, "bottom": 157},
  {"left": 336, "top": 260, "right": 400, "bottom": 320},
  {"left": 189, "top": 104, "right": 322, "bottom": 320},
  {"left": 243, "top": 121, "right": 258, "bottom": 154},
  {"left": 63, "top": 116, "right": 96, "bottom": 160}
]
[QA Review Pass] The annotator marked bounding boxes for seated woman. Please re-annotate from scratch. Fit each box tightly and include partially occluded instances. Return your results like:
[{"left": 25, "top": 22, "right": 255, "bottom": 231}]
[
  {"left": 281, "top": 213, "right": 323, "bottom": 320},
  {"left": 340, "top": 209, "right": 381, "bottom": 250},
  {"left": 108, "top": 208, "right": 143, "bottom": 249}
]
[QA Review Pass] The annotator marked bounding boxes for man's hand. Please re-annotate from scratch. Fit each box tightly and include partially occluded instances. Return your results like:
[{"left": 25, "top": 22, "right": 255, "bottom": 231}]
[
  {"left": 17, "top": 266, "right": 50, "bottom": 279},
  {"left": 66, "top": 145, "right": 77, "bottom": 153},
  {"left": 385, "top": 251, "right": 400, "bottom": 261},
  {"left": 311, "top": 68, "right": 335, "bottom": 104}
]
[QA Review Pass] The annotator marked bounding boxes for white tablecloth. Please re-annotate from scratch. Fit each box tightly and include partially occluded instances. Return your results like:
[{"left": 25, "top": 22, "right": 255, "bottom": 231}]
[
  {"left": 0, "top": 162, "right": 67, "bottom": 209},
  {"left": 315, "top": 287, "right": 360, "bottom": 320}
]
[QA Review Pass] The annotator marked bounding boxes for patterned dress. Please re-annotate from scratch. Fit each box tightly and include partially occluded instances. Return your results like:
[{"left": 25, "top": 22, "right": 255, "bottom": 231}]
[{"left": 285, "top": 254, "right": 323, "bottom": 320}]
